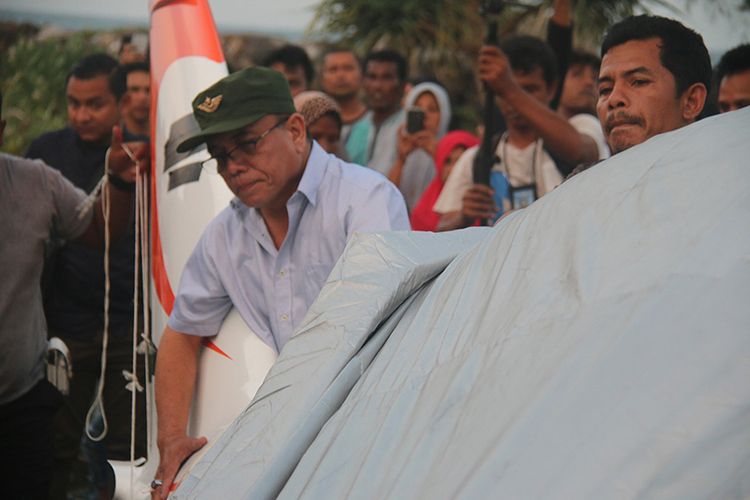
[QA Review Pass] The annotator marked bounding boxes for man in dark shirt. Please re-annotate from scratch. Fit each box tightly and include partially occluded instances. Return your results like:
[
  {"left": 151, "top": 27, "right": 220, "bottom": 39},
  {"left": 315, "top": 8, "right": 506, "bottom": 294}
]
[
  {"left": 25, "top": 53, "right": 146, "bottom": 499},
  {"left": 111, "top": 61, "right": 151, "bottom": 141}
]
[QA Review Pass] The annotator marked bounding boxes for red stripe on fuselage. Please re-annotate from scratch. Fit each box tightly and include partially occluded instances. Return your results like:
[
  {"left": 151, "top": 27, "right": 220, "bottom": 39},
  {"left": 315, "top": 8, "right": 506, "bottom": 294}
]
[
  {"left": 148, "top": 0, "right": 224, "bottom": 314},
  {"left": 203, "top": 339, "right": 233, "bottom": 360}
]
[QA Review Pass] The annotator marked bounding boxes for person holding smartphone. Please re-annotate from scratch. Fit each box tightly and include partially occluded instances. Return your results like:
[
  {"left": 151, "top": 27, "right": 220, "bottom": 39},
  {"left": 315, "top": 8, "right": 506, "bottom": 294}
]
[{"left": 387, "top": 81, "right": 452, "bottom": 212}]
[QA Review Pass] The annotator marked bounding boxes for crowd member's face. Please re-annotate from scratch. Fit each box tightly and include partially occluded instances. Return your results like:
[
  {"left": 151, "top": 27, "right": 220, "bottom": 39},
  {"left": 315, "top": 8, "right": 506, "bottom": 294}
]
[
  {"left": 414, "top": 91, "right": 441, "bottom": 135},
  {"left": 308, "top": 114, "right": 341, "bottom": 155},
  {"left": 321, "top": 51, "right": 362, "bottom": 100},
  {"left": 67, "top": 75, "right": 119, "bottom": 144},
  {"left": 207, "top": 114, "right": 306, "bottom": 209},
  {"left": 124, "top": 70, "right": 150, "bottom": 122},
  {"left": 119, "top": 43, "right": 146, "bottom": 65},
  {"left": 363, "top": 60, "right": 403, "bottom": 114},
  {"left": 718, "top": 69, "right": 750, "bottom": 113},
  {"left": 561, "top": 63, "right": 598, "bottom": 115},
  {"left": 270, "top": 62, "right": 307, "bottom": 97},
  {"left": 496, "top": 66, "right": 554, "bottom": 132},
  {"left": 441, "top": 145, "right": 466, "bottom": 183},
  {"left": 597, "top": 38, "right": 700, "bottom": 154}
]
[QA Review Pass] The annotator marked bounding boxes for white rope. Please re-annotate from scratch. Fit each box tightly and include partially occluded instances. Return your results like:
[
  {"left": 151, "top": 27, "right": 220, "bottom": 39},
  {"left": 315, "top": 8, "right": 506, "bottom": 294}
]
[
  {"left": 123, "top": 143, "right": 154, "bottom": 499},
  {"left": 76, "top": 176, "right": 105, "bottom": 222},
  {"left": 128, "top": 143, "right": 140, "bottom": 499},
  {"left": 138, "top": 165, "right": 153, "bottom": 455},
  {"left": 83, "top": 143, "right": 153, "bottom": 497},
  {"left": 85, "top": 147, "right": 112, "bottom": 443}
]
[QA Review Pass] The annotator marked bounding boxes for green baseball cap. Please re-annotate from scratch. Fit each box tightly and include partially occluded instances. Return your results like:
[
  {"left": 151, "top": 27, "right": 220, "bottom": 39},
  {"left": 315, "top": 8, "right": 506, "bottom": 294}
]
[{"left": 176, "top": 66, "right": 296, "bottom": 153}]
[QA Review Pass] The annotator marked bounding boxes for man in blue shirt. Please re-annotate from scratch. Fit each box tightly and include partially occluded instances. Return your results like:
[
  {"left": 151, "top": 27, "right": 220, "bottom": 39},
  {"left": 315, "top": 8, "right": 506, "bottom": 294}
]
[{"left": 153, "top": 67, "right": 409, "bottom": 496}]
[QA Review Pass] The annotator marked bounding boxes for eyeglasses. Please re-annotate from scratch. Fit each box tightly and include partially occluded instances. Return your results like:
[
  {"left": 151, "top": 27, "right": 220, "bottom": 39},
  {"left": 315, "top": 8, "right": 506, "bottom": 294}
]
[{"left": 201, "top": 118, "right": 287, "bottom": 174}]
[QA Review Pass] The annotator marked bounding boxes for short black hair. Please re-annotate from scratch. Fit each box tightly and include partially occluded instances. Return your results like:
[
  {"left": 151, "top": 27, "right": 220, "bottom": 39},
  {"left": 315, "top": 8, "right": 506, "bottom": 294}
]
[
  {"left": 601, "top": 15, "right": 711, "bottom": 97},
  {"left": 500, "top": 35, "right": 558, "bottom": 87},
  {"left": 569, "top": 49, "right": 600, "bottom": 73},
  {"left": 716, "top": 43, "right": 750, "bottom": 84},
  {"left": 364, "top": 49, "right": 407, "bottom": 83},
  {"left": 322, "top": 47, "right": 361, "bottom": 67},
  {"left": 66, "top": 53, "right": 118, "bottom": 91},
  {"left": 110, "top": 61, "right": 150, "bottom": 101},
  {"left": 263, "top": 44, "right": 314, "bottom": 86}
]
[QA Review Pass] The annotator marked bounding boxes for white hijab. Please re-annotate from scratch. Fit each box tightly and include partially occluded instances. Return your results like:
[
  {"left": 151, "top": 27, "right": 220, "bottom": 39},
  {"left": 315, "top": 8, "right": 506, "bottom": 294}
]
[{"left": 403, "top": 82, "right": 452, "bottom": 138}]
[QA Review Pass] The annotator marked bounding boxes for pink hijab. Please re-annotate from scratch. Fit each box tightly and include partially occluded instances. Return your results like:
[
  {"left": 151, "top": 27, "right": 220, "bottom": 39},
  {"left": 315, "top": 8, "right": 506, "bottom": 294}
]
[{"left": 410, "top": 131, "right": 480, "bottom": 231}]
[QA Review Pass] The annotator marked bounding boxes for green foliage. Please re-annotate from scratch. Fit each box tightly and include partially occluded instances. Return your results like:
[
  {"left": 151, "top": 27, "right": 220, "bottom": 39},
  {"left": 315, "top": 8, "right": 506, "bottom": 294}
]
[{"left": 1, "top": 32, "right": 106, "bottom": 155}]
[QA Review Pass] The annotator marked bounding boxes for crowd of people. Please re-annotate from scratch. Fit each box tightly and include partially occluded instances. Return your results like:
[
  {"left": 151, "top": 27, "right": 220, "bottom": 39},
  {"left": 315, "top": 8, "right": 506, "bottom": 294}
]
[{"left": 0, "top": 6, "right": 749, "bottom": 500}]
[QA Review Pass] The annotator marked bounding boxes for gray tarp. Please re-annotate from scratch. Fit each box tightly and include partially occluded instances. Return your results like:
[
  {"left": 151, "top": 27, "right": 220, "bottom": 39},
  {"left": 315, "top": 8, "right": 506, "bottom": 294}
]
[{"left": 175, "top": 108, "right": 750, "bottom": 499}]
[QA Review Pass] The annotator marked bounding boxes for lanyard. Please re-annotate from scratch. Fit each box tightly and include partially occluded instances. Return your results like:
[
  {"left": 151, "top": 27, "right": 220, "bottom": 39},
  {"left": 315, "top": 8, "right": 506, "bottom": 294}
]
[{"left": 499, "top": 132, "right": 542, "bottom": 188}]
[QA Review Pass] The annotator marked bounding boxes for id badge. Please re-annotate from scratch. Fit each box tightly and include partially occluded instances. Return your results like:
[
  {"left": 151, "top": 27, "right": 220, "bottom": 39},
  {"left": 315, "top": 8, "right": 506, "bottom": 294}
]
[
  {"left": 489, "top": 171, "right": 511, "bottom": 223},
  {"left": 509, "top": 184, "right": 536, "bottom": 209}
]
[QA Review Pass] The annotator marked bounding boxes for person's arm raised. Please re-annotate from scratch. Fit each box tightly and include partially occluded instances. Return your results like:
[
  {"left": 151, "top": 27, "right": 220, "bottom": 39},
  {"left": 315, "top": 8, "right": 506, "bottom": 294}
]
[
  {"left": 76, "top": 126, "right": 148, "bottom": 247},
  {"left": 477, "top": 45, "right": 598, "bottom": 166}
]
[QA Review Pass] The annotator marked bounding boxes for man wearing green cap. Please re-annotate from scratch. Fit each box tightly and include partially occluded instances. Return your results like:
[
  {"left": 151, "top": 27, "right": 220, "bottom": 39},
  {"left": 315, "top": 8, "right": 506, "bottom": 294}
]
[{"left": 152, "top": 67, "right": 408, "bottom": 496}]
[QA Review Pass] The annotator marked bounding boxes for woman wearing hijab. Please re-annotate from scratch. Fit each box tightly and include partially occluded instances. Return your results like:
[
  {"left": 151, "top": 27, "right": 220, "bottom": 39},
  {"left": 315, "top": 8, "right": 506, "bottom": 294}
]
[
  {"left": 293, "top": 90, "right": 345, "bottom": 157},
  {"left": 410, "top": 131, "right": 479, "bottom": 231},
  {"left": 387, "top": 81, "right": 451, "bottom": 212}
]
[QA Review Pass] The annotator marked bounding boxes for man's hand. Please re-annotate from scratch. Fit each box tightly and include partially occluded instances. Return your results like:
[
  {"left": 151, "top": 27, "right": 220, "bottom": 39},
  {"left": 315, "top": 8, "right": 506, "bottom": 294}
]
[
  {"left": 152, "top": 434, "right": 207, "bottom": 499},
  {"left": 153, "top": 328, "right": 204, "bottom": 498},
  {"left": 108, "top": 125, "right": 149, "bottom": 183},
  {"left": 462, "top": 183, "right": 498, "bottom": 221},
  {"left": 478, "top": 45, "right": 517, "bottom": 98}
]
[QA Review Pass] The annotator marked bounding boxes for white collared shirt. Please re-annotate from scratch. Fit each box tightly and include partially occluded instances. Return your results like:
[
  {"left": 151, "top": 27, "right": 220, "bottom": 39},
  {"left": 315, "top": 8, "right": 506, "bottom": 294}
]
[{"left": 169, "top": 142, "right": 409, "bottom": 351}]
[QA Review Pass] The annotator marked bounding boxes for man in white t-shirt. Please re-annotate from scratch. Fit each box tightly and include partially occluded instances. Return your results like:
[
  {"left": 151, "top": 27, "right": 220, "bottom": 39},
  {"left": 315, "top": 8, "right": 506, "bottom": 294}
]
[{"left": 435, "top": 36, "right": 602, "bottom": 230}]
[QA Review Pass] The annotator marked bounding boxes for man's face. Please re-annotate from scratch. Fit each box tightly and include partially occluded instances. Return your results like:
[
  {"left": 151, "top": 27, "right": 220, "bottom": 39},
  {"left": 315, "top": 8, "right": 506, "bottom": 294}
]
[
  {"left": 270, "top": 62, "right": 307, "bottom": 97},
  {"left": 718, "top": 69, "right": 750, "bottom": 113},
  {"left": 321, "top": 51, "right": 362, "bottom": 100},
  {"left": 67, "top": 75, "right": 119, "bottom": 144},
  {"left": 119, "top": 43, "right": 146, "bottom": 65},
  {"left": 561, "top": 63, "right": 598, "bottom": 115},
  {"left": 363, "top": 60, "right": 403, "bottom": 113},
  {"left": 124, "top": 70, "right": 150, "bottom": 122},
  {"left": 496, "top": 66, "right": 554, "bottom": 131},
  {"left": 207, "top": 114, "right": 306, "bottom": 209},
  {"left": 597, "top": 38, "right": 691, "bottom": 154}
]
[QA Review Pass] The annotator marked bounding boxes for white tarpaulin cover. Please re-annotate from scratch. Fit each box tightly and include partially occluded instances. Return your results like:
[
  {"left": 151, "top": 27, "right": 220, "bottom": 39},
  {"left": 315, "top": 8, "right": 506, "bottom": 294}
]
[{"left": 175, "top": 108, "right": 750, "bottom": 499}]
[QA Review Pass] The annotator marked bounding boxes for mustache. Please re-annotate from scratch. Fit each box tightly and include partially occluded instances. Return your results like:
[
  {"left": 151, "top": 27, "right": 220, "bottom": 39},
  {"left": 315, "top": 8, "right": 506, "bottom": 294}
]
[{"left": 605, "top": 112, "right": 645, "bottom": 133}]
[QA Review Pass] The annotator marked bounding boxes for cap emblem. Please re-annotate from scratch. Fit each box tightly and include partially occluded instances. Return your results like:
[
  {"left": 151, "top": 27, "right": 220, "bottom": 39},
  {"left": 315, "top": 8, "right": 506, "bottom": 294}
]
[{"left": 197, "top": 95, "right": 223, "bottom": 113}]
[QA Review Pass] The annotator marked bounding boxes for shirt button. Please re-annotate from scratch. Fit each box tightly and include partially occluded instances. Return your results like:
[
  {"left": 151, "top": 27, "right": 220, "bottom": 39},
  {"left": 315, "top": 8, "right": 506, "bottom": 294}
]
[
  {"left": 280, "top": 314, "right": 289, "bottom": 321},
  {"left": 279, "top": 269, "right": 287, "bottom": 277}
]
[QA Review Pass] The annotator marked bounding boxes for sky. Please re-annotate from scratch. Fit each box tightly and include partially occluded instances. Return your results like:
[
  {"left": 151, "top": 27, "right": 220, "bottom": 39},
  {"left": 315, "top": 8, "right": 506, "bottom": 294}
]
[{"left": 1, "top": 0, "right": 749, "bottom": 56}]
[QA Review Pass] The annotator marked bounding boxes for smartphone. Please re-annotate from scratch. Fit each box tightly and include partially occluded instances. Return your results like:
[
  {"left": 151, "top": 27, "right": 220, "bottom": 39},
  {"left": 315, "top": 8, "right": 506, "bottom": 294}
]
[{"left": 406, "top": 107, "right": 425, "bottom": 134}]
